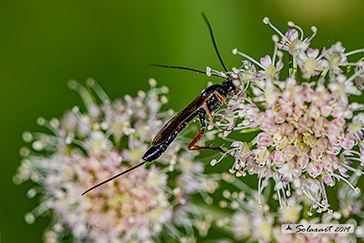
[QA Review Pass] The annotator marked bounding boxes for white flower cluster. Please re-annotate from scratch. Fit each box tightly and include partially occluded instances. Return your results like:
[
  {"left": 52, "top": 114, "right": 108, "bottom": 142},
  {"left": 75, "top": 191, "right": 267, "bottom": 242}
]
[
  {"left": 14, "top": 78, "right": 220, "bottom": 243},
  {"left": 209, "top": 17, "right": 364, "bottom": 214}
]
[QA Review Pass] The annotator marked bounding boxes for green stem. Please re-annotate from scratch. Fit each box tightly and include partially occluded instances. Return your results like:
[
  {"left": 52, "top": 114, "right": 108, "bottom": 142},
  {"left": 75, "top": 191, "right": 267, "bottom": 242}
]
[{"left": 239, "top": 127, "right": 262, "bottom": 134}]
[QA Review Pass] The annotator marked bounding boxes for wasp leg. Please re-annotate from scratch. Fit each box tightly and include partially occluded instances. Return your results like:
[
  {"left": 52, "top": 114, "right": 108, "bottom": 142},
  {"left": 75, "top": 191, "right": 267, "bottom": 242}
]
[
  {"left": 187, "top": 109, "right": 230, "bottom": 155},
  {"left": 212, "top": 90, "right": 236, "bottom": 132},
  {"left": 204, "top": 103, "right": 214, "bottom": 124},
  {"left": 215, "top": 91, "right": 227, "bottom": 104},
  {"left": 187, "top": 110, "right": 207, "bottom": 150}
]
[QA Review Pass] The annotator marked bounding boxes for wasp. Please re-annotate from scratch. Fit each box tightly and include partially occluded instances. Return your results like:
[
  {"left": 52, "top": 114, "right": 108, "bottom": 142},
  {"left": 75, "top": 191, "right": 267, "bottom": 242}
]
[
  {"left": 82, "top": 14, "right": 239, "bottom": 196},
  {"left": 142, "top": 69, "right": 238, "bottom": 162}
]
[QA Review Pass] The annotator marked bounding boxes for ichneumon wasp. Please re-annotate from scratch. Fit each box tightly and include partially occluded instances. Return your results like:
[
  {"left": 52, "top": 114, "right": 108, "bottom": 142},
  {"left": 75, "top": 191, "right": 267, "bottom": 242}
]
[{"left": 82, "top": 13, "right": 239, "bottom": 196}]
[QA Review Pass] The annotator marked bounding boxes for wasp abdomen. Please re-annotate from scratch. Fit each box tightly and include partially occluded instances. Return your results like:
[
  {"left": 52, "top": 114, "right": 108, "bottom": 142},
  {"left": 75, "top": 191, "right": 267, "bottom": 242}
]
[{"left": 142, "top": 115, "right": 195, "bottom": 162}]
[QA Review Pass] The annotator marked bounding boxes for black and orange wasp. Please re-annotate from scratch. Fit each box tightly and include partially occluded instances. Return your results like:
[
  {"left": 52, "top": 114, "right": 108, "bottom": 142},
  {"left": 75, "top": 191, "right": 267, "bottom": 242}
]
[{"left": 82, "top": 13, "right": 239, "bottom": 196}]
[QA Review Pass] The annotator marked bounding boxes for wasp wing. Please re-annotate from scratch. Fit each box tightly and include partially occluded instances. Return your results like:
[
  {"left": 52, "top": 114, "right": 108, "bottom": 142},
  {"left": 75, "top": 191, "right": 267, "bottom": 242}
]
[{"left": 152, "top": 93, "right": 208, "bottom": 146}]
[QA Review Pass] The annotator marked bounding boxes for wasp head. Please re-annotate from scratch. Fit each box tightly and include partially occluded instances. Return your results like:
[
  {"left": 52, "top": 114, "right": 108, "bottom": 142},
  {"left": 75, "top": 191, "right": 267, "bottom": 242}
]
[{"left": 222, "top": 80, "right": 238, "bottom": 96}]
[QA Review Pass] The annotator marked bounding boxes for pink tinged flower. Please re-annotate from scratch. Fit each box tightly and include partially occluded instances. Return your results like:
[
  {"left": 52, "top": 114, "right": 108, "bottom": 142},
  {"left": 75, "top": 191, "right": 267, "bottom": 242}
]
[
  {"left": 258, "top": 113, "right": 276, "bottom": 131},
  {"left": 273, "top": 132, "right": 289, "bottom": 148},
  {"left": 360, "top": 144, "right": 364, "bottom": 156},
  {"left": 307, "top": 161, "right": 323, "bottom": 178},
  {"left": 135, "top": 109, "right": 148, "bottom": 120},
  {"left": 307, "top": 105, "right": 320, "bottom": 120},
  {"left": 84, "top": 131, "right": 112, "bottom": 156},
  {"left": 288, "top": 129, "right": 302, "bottom": 145},
  {"left": 309, "top": 147, "right": 322, "bottom": 161},
  {"left": 278, "top": 161, "right": 300, "bottom": 182},
  {"left": 285, "top": 29, "right": 298, "bottom": 42},
  {"left": 275, "top": 111, "right": 286, "bottom": 123},
  {"left": 340, "top": 136, "right": 355, "bottom": 150},
  {"left": 278, "top": 97, "right": 294, "bottom": 115},
  {"left": 316, "top": 58, "right": 330, "bottom": 70},
  {"left": 276, "top": 28, "right": 309, "bottom": 54},
  {"left": 321, "top": 155, "right": 339, "bottom": 173},
  {"left": 287, "top": 106, "right": 311, "bottom": 126},
  {"left": 62, "top": 111, "right": 78, "bottom": 131},
  {"left": 306, "top": 48, "right": 319, "bottom": 58},
  {"left": 255, "top": 148, "right": 271, "bottom": 166},
  {"left": 293, "top": 104, "right": 306, "bottom": 117},
  {"left": 354, "top": 64, "right": 364, "bottom": 90},
  {"left": 313, "top": 117, "right": 329, "bottom": 137},
  {"left": 329, "top": 74, "right": 361, "bottom": 102},
  {"left": 242, "top": 59, "right": 257, "bottom": 72},
  {"left": 320, "top": 105, "right": 333, "bottom": 117},
  {"left": 272, "top": 150, "right": 285, "bottom": 165},
  {"left": 256, "top": 132, "right": 273, "bottom": 148},
  {"left": 303, "top": 134, "right": 317, "bottom": 147},
  {"left": 245, "top": 103, "right": 260, "bottom": 121},
  {"left": 324, "top": 42, "right": 348, "bottom": 71},
  {"left": 328, "top": 118, "right": 345, "bottom": 134},
  {"left": 297, "top": 114, "right": 314, "bottom": 134},
  {"left": 305, "top": 178, "right": 320, "bottom": 193},
  {"left": 338, "top": 166, "right": 350, "bottom": 178},
  {"left": 258, "top": 55, "right": 283, "bottom": 80},
  {"left": 300, "top": 83, "right": 315, "bottom": 102},
  {"left": 327, "top": 134, "right": 340, "bottom": 147},
  {"left": 260, "top": 55, "right": 273, "bottom": 67},
  {"left": 296, "top": 48, "right": 321, "bottom": 78},
  {"left": 323, "top": 174, "right": 333, "bottom": 186},
  {"left": 312, "top": 84, "right": 331, "bottom": 106},
  {"left": 223, "top": 118, "right": 236, "bottom": 137},
  {"left": 280, "top": 123, "right": 294, "bottom": 136},
  {"left": 220, "top": 18, "right": 364, "bottom": 215},
  {"left": 332, "top": 103, "right": 353, "bottom": 119},
  {"left": 281, "top": 79, "right": 301, "bottom": 102},
  {"left": 316, "top": 137, "right": 329, "bottom": 151},
  {"left": 295, "top": 142, "right": 310, "bottom": 156},
  {"left": 282, "top": 145, "right": 296, "bottom": 161},
  {"left": 297, "top": 154, "right": 309, "bottom": 169},
  {"left": 231, "top": 212, "right": 250, "bottom": 240},
  {"left": 250, "top": 214, "right": 274, "bottom": 241}
]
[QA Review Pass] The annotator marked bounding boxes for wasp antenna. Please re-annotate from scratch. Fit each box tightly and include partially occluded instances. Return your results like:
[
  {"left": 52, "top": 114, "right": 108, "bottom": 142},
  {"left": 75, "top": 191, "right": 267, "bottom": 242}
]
[
  {"left": 201, "top": 12, "right": 230, "bottom": 77},
  {"left": 150, "top": 64, "right": 206, "bottom": 75},
  {"left": 150, "top": 64, "right": 228, "bottom": 79},
  {"left": 81, "top": 161, "right": 147, "bottom": 196}
]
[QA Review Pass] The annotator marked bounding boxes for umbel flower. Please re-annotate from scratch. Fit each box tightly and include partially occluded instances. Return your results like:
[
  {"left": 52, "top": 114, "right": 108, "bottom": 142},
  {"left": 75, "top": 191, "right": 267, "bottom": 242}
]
[
  {"left": 14, "top": 78, "right": 219, "bottom": 243},
  {"left": 214, "top": 173, "right": 360, "bottom": 242},
  {"left": 210, "top": 17, "right": 364, "bottom": 214}
]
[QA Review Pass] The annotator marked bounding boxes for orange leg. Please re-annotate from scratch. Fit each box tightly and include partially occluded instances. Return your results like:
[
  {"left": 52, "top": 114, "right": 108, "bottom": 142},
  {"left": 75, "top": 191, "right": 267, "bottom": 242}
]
[
  {"left": 187, "top": 128, "right": 205, "bottom": 150},
  {"left": 215, "top": 91, "right": 227, "bottom": 104},
  {"left": 187, "top": 105, "right": 232, "bottom": 156},
  {"left": 204, "top": 103, "right": 214, "bottom": 124},
  {"left": 187, "top": 128, "right": 227, "bottom": 154}
]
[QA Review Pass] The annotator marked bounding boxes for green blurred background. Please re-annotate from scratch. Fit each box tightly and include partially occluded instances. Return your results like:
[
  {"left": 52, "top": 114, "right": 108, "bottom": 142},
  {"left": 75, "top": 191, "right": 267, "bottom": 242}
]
[{"left": 1, "top": 0, "right": 364, "bottom": 242}]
